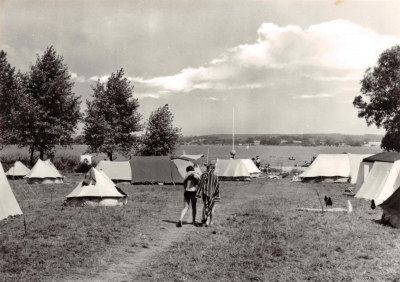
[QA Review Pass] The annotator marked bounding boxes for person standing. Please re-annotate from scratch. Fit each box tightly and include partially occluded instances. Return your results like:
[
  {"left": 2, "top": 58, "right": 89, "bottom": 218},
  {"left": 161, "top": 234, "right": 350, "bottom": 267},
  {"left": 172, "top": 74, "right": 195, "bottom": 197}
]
[
  {"left": 196, "top": 163, "right": 220, "bottom": 227},
  {"left": 176, "top": 166, "right": 201, "bottom": 228},
  {"left": 255, "top": 156, "right": 261, "bottom": 169}
]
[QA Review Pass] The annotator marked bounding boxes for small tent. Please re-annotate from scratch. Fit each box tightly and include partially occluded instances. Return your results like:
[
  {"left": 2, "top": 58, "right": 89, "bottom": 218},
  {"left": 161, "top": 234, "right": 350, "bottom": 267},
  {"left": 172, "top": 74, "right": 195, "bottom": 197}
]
[
  {"left": 65, "top": 167, "right": 128, "bottom": 207},
  {"left": 26, "top": 159, "right": 63, "bottom": 184},
  {"left": 5, "top": 161, "right": 30, "bottom": 179},
  {"left": 240, "top": 159, "right": 262, "bottom": 177},
  {"left": 95, "top": 161, "right": 131, "bottom": 183},
  {"left": 214, "top": 159, "right": 251, "bottom": 181},
  {"left": 0, "top": 162, "right": 23, "bottom": 220}
]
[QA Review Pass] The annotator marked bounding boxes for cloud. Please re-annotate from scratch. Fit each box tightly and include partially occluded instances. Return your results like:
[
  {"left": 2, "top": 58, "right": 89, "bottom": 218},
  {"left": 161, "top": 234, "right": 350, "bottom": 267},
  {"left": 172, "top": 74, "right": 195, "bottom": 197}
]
[
  {"left": 293, "top": 93, "right": 333, "bottom": 99},
  {"left": 69, "top": 71, "right": 86, "bottom": 83},
  {"left": 127, "top": 19, "right": 400, "bottom": 96},
  {"left": 88, "top": 75, "right": 110, "bottom": 83}
]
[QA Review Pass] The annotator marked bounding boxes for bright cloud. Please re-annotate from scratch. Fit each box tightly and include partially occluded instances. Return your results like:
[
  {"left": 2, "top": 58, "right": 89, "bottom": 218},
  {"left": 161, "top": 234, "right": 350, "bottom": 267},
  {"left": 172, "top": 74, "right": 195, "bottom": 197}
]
[
  {"left": 293, "top": 93, "right": 333, "bottom": 99},
  {"left": 69, "top": 71, "right": 86, "bottom": 83},
  {"left": 94, "top": 20, "right": 400, "bottom": 96}
]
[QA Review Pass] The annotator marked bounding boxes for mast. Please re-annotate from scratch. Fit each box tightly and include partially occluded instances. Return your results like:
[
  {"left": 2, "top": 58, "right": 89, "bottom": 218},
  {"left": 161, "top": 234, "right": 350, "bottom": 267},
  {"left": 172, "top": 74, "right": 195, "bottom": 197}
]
[{"left": 233, "top": 107, "right": 234, "bottom": 150}]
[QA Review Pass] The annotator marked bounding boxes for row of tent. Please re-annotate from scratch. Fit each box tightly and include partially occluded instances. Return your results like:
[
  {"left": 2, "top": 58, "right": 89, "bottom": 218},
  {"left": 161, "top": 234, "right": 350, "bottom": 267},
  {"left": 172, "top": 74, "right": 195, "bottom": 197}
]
[
  {"left": 0, "top": 156, "right": 262, "bottom": 220},
  {"left": 300, "top": 152, "right": 400, "bottom": 228},
  {"left": 4, "top": 156, "right": 262, "bottom": 185}
]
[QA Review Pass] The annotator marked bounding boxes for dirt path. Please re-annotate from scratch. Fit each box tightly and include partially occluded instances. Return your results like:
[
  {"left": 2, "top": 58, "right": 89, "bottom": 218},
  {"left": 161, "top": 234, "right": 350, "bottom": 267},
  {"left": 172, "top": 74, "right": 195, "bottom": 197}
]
[
  {"left": 60, "top": 179, "right": 266, "bottom": 282},
  {"left": 61, "top": 219, "right": 197, "bottom": 282}
]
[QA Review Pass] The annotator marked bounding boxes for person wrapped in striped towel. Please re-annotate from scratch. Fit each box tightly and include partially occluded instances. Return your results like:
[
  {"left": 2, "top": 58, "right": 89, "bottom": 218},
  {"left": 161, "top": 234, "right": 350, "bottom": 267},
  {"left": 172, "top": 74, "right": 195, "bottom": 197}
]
[{"left": 196, "top": 163, "right": 220, "bottom": 227}]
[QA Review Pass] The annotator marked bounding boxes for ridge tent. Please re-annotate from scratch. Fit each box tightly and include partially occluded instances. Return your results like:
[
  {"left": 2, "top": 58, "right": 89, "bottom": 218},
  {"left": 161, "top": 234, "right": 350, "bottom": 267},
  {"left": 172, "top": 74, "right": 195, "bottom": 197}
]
[
  {"left": 348, "top": 154, "right": 374, "bottom": 184},
  {"left": 240, "top": 159, "right": 262, "bottom": 177},
  {"left": 5, "top": 161, "right": 30, "bottom": 179},
  {"left": 354, "top": 152, "right": 400, "bottom": 195},
  {"left": 65, "top": 167, "right": 128, "bottom": 207},
  {"left": 214, "top": 159, "right": 251, "bottom": 181},
  {"left": 300, "top": 154, "right": 350, "bottom": 183},
  {"left": 26, "top": 159, "right": 63, "bottom": 184},
  {"left": 355, "top": 160, "right": 400, "bottom": 205},
  {"left": 0, "top": 162, "right": 23, "bottom": 220},
  {"left": 95, "top": 161, "right": 131, "bottom": 183},
  {"left": 299, "top": 154, "right": 372, "bottom": 183},
  {"left": 130, "top": 156, "right": 196, "bottom": 184},
  {"left": 171, "top": 158, "right": 202, "bottom": 183}
]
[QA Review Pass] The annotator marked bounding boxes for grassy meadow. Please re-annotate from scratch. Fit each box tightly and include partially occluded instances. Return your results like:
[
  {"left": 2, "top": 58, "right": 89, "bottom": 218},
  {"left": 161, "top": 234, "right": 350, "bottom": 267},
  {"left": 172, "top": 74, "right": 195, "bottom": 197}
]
[
  {"left": 137, "top": 179, "right": 400, "bottom": 282},
  {"left": 1, "top": 144, "right": 397, "bottom": 282}
]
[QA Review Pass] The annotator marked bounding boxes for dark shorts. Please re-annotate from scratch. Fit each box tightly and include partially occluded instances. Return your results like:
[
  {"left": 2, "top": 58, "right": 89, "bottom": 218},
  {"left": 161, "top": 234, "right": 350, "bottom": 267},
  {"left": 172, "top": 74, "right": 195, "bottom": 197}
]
[{"left": 184, "top": 191, "right": 197, "bottom": 200}]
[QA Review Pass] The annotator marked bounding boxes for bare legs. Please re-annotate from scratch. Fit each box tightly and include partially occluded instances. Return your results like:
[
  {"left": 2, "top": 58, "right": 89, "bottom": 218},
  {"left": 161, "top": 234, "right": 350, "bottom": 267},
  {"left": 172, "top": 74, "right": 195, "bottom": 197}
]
[{"left": 178, "top": 196, "right": 197, "bottom": 227}]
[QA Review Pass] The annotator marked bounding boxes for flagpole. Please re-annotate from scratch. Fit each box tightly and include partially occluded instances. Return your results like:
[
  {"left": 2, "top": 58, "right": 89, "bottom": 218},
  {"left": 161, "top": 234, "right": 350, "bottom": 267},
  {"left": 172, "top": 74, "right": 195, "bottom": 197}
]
[{"left": 233, "top": 107, "right": 234, "bottom": 151}]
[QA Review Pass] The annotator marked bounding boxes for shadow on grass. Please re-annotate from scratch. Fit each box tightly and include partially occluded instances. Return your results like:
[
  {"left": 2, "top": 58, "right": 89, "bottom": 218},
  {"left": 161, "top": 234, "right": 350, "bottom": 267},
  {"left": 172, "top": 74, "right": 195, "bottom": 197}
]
[{"left": 162, "top": 220, "right": 206, "bottom": 227}]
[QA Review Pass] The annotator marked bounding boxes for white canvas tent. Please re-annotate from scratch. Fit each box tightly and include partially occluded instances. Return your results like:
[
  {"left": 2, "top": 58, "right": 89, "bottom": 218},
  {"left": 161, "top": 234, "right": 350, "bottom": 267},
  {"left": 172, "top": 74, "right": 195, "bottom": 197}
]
[
  {"left": 5, "top": 161, "right": 30, "bottom": 179},
  {"left": 95, "top": 161, "right": 131, "bottom": 183},
  {"left": 354, "top": 162, "right": 375, "bottom": 194},
  {"left": 26, "top": 159, "right": 63, "bottom": 184},
  {"left": 355, "top": 161, "right": 400, "bottom": 206},
  {"left": 65, "top": 167, "right": 128, "bottom": 207},
  {"left": 214, "top": 159, "right": 251, "bottom": 180},
  {"left": 240, "top": 159, "right": 261, "bottom": 177},
  {"left": 0, "top": 162, "right": 23, "bottom": 220},
  {"left": 300, "top": 154, "right": 372, "bottom": 183},
  {"left": 171, "top": 158, "right": 202, "bottom": 180}
]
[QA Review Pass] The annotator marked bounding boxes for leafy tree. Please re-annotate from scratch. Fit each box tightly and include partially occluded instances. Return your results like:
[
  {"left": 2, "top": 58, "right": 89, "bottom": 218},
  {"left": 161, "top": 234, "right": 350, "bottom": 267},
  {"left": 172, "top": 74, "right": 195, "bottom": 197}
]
[
  {"left": 0, "top": 51, "right": 22, "bottom": 149},
  {"left": 245, "top": 137, "right": 254, "bottom": 145},
  {"left": 260, "top": 137, "right": 268, "bottom": 145},
  {"left": 20, "top": 47, "right": 81, "bottom": 164},
  {"left": 84, "top": 69, "right": 142, "bottom": 161},
  {"left": 354, "top": 45, "right": 400, "bottom": 151},
  {"left": 139, "top": 104, "right": 181, "bottom": 156}
]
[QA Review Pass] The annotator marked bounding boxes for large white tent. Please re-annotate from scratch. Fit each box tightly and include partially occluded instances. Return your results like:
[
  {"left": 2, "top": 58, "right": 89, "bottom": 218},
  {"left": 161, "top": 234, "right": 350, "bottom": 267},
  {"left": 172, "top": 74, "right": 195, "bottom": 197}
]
[
  {"left": 5, "top": 161, "right": 30, "bottom": 179},
  {"left": 214, "top": 159, "right": 252, "bottom": 180},
  {"left": 299, "top": 154, "right": 372, "bottom": 183},
  {"left": 26, "top": 159, "right": 63, "bottom": 184},
  {"left": 65, "top": 167, "right": 128, "bottom": 207},
  {"left": 354, "top": 152, "right": 400, "bottom": 195},
  {"left": 0, "top": 162, "right": 23, "bottom": 220},
  {"left": 355, "top": 161, "right": 400, "bottom": 205}
]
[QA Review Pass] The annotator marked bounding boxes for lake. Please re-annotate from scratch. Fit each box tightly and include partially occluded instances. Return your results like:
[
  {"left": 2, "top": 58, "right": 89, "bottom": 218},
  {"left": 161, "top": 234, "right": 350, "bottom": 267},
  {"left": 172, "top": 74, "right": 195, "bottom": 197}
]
[{"left": 177, "top": 145, "right": 383, "bottom": 167}]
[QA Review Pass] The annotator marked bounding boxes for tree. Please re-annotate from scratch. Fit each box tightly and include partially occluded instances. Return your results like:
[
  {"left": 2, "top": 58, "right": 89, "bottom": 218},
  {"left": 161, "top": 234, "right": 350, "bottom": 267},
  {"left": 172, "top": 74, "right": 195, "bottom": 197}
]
[
  {"left": 260, "top": 137, "right": 268, "bottom": 145},
  {"left": 354, "top": 45, "right": 400, "bottom": 151},
  {"left": 84, "top": 69, "right": 142, "bottom": 161},
  {"left": 0, "top": 51, "right": 22, "bottom": 149},
  {"left": 20, "top": 47, "right": 81, "bottom": 164},
  {"left": 245, "top": 137, "right": 254, "bottom": 145},
  {"left": 139, "top": 104, "right": 181, "bottom": 156}
]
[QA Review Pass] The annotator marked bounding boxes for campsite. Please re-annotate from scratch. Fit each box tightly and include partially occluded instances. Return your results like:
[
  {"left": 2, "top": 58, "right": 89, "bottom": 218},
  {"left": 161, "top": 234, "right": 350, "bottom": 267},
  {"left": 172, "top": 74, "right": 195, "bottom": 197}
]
[{"left": 2, "top": 145, "right": 400, "bottom": 281}]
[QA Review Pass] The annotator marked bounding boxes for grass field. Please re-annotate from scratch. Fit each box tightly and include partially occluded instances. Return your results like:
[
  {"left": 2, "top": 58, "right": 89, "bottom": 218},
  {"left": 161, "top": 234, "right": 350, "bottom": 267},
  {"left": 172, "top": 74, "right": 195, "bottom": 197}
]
[
  {"left": 2, "top": 175, "right": 400, "bottom": 281},
  {"left": 1, "top": 145, "right": 397, "bottom": 282},
  {"left": 137, "top": 179, "right": 400, "bottom": 282}
]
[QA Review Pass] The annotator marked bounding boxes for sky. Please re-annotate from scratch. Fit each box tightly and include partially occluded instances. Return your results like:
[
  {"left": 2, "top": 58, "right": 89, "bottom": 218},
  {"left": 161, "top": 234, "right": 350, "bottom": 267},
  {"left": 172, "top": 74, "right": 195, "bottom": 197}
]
[{"left": 1, "top": 0, "right": 399, "bottom": 136}]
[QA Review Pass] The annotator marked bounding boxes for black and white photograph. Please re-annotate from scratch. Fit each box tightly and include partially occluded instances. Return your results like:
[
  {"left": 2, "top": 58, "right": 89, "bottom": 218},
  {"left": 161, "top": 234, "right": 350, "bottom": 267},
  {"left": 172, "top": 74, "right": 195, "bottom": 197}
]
[{"left": 1, "top": 0, "right": 400, "bottom": 281}]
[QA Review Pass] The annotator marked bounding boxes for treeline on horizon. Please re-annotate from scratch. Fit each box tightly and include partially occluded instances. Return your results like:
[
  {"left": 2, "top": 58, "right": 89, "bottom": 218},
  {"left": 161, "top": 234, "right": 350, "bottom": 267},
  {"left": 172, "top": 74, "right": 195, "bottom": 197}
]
[{"left": 177, "top": 133, "right": 383, "bottom": 147}]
